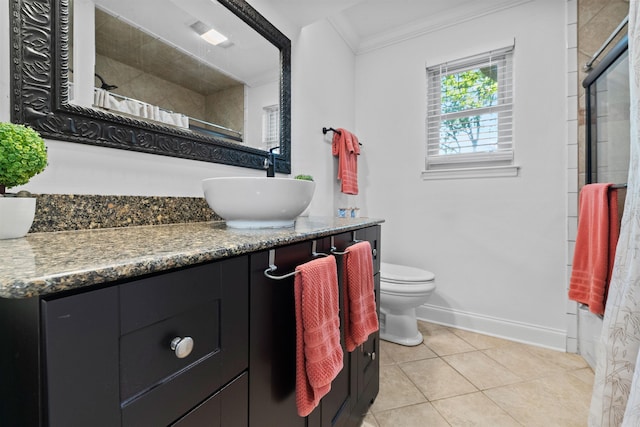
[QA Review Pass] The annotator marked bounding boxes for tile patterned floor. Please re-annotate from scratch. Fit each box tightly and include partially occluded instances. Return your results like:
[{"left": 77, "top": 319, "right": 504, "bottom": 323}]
[{"left": 361, "top": 321, "right": 594, "bottom": 426}]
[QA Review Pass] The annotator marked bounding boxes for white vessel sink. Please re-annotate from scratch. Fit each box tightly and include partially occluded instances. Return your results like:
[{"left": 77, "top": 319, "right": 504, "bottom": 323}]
[{"left": 202, "top": 177, "right": 316, "bottom": 229}]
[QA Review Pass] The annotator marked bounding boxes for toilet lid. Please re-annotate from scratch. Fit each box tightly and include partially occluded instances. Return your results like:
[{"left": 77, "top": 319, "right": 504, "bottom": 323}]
[{"left": 381, "top": 262, "right": 435, "bottom": 283}]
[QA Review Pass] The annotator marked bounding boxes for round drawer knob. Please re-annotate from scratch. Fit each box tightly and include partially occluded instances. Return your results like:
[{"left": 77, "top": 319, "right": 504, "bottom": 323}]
[
  {"left": 170, "top": 336, "right": 194, "bottom": 359},
  {"left": 372, "top": 248, "right": 377, "bottom": 257}
]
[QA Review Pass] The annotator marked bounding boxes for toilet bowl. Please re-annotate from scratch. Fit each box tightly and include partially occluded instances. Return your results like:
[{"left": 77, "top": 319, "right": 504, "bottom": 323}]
[{"left": 380, "top": 262, "right": 436, "bottom": 346}]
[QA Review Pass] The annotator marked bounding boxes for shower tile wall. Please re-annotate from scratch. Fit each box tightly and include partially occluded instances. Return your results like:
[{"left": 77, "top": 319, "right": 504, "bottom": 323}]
[
  {"left": 92, "top": 7, "right": 245, "bottom": 134},
  {"left": 95, "top": 54, "right": 244, "bottom": 133},
  {"left": 96, "top": 54, "right": 204, "bottom": 119},
  {"left": 577, "top": 0, "right": 629, "bottom": 188},
  {"left": 567, "top": 0, "right": 629, "bottom": 362}
]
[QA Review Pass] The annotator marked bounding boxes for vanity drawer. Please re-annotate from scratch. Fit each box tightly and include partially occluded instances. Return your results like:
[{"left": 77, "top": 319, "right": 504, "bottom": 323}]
[
  {"left": 119, "top": 298, "right": 221, "bottom": 402},
  {"left": 120, "top": 257, "right": 249, "bottom": 426},
  {"left": 172, "top": 371, "right": 248, "bottom": 427},
  {"left": 120, "top": 262, "right": 223, "bottom": 335}
]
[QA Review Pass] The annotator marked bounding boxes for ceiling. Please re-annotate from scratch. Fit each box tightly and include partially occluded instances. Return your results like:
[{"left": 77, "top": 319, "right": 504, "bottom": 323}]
[{"left": 265, "top": 0, "right": 532, "bottom": 54}]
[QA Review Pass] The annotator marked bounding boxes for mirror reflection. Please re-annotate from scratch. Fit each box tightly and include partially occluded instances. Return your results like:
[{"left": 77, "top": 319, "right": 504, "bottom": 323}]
[{"left": 68, "top": 0, "right": 280, "bottom": 151}]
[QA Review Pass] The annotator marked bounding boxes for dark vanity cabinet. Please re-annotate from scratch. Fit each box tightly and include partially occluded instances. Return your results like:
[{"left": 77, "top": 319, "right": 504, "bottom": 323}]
[
  {"left": 249, "top": 226, "right": 380, "bottom": 427},
  {"left": 0, "top": 224, "right": 380, "bottom": 426},
  {"left": 0, "top": 257, "right": 249, "bottom": 427}
]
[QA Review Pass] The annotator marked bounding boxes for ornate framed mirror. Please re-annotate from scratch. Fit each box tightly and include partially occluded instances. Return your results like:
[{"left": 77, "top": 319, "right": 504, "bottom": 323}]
[{"left": 9, "top": 0, "right": 291, "bottom": 173}]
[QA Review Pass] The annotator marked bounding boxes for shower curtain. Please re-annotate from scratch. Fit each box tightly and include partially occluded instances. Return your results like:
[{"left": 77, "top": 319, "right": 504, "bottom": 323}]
[{"left": 589, "top": 1, "right": 640, "bottom": 425}]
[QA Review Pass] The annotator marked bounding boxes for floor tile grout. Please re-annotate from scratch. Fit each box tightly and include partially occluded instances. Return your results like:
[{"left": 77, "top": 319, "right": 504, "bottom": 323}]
[{"left": 365, "top": 321, "right": 594, "bottom": 426}]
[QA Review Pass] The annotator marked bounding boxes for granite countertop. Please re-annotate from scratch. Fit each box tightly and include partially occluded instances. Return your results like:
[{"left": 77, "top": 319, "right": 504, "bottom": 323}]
[{"left": 0, "top": 216, "right": 384, "bottom": 299}]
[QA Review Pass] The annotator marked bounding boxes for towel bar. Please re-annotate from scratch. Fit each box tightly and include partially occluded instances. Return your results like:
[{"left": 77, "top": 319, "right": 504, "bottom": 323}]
[
  {"left": 331, "top": 243, "right": 377, "bottom": 257},
  {"left": 322, "top": 126, "right": 363, "bottom": 145},
  {"left": 263, "top": 241, "right": 329, "bottom": 280},
  {"left": 322, "top": 126, "right": 341, "bottom": 135}
]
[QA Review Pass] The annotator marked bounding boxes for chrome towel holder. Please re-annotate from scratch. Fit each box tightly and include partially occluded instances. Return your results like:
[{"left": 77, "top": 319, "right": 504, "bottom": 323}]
[
  {"left": 263, "top": 232, "right": 370, "bottom": 280},
  {"left": 263, "top": 240, "right": 330, "bottom": 280}
]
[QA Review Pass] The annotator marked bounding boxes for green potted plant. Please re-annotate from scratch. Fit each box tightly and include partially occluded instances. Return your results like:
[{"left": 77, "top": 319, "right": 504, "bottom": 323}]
[
  {"left": 0, "top": 122, "right": 48, "bottom": 239},
  {"left": 294, "top": 174, "right": 314, "bottom": 181}
]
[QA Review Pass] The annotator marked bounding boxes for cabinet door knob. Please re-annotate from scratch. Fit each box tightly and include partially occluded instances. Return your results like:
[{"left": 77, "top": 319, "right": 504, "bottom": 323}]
[
  {"left": 372, "top": 248, "right": 377, "bottom": 257},
  {"left": 170, "top": 336, "right": 194, "bottom": 359},
  {"left": 366, "top": 351, "right": 376, "bottom": 360}
]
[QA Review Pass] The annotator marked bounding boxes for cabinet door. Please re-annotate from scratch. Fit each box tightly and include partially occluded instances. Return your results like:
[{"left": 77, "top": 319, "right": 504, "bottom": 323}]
[
  {"left": 355, "top": 226, "right": 381, "bottom": 418},
  {"left": 42, "top": 286, "right": 121, "bottom": 427},
  {"left": 356, "top": 274, "right": 380, "bottom": 405},
  {"left": 361, "top": 225, "right": 381, "bottom": 274},
  {"left": 321, "top": 232, "right": 356, "bottom": 427},
  {"left": 325, "top": 226, "right": 381, "bottom": 427},
  {"left": 249, "top": 240, "right": 324, "bottom": 427}
]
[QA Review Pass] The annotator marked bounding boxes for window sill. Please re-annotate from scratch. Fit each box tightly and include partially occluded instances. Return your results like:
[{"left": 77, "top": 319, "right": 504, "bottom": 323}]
[{"left": 421, "top": 165, "right": 520, "bottom": 180}]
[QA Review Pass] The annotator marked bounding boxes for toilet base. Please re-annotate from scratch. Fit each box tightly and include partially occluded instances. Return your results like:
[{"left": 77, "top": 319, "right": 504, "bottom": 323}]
[
  {"left": 380, "top": 330, "right": 424, "bottom": 346},
  {"left": 380, "top": 308, "right": 424, "bottom": 346}
]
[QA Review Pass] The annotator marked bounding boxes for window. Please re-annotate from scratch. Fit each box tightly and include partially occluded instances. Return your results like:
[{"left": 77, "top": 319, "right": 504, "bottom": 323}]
[
  {"left": 262, "top": 104, "right": 280, "bottom": 151},
  {"left": 424, "top": 46, "right": 516, "bottom": 178}
]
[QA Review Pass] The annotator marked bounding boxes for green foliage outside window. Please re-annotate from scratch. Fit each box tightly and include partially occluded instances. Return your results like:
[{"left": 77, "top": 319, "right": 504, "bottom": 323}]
[{"left": 440, "top": 66, "right": 498, "bottom": 153}]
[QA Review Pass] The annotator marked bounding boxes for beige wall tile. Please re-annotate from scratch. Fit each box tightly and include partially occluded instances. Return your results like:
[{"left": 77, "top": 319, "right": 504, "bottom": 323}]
[{"left": 577, "top": 0, "right": 629, "bottom": 187}]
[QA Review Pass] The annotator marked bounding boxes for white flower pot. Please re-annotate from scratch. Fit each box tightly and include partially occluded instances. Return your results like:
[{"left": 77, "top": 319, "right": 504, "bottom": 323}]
[{"left": 0, "top": 197, "right": 36, "bottom": 239}]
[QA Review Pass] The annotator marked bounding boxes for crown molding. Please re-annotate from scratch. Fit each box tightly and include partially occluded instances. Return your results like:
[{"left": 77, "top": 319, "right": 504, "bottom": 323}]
[{"left": 334, "top": 0, "right": 533, "bottom": 55}]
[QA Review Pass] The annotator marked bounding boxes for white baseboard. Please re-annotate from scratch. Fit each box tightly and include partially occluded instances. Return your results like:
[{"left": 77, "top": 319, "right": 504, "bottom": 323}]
[{"left": 416, "top": 303, "right": 567, "bottom": 351}]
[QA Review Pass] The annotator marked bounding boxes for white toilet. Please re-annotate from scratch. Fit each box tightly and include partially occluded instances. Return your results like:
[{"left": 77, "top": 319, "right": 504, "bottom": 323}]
[{"left": 380, "top": 262, "right": 436, "bottom": 346}]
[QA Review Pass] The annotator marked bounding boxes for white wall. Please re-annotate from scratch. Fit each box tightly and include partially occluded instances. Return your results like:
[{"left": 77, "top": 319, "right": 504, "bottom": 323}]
[
  {"left": 0, "top": 0, "right": 354, "bottom": 203},
  {"left": 245, "top": 79, "right": 279, "bottom": 149},
  {"left": 355, "top": 0, "right": 569, "bottom": 349},
  {"left": 291, "top": 20, "right": 356, "bottom": 217}
]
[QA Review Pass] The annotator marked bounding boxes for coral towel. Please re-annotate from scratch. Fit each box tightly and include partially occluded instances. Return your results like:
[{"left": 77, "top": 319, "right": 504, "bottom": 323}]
[
  {"left": 332, "top": 128, "right": 360, "bottom": 195},
  {"left": 294, "top": 255, "right": 343, "bottom": 417},
  {"left": 569, "top": 183, "right": 620, "bottom": 315},
  {"left": 343, "top": 241, "right": 379, "bottom": 352}
]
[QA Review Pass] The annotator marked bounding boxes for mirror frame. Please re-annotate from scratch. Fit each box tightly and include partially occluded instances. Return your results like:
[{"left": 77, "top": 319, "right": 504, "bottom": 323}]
[{"left": 9, "top": 0, "right": 291, "bottom": 173}]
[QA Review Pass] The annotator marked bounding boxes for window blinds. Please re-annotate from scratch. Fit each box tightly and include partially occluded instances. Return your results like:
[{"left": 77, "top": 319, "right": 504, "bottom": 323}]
[
  {"left": 262, "top": 105, "right": 280, "bottom": 148},
  {"left": 426, "top": 46, "right": 514, "bottom": 169}
]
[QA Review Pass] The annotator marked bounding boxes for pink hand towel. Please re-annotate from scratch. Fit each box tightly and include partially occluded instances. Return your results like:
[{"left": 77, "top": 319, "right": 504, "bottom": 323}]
[
  {"left": 568, "top": 183, "right": 620, "bottom": 315},
  {"left": 294, "top": 255, "right": 343, "bottom": 417},
  {"left": 332, "top": 128, "right": 360, "bottom": 195},
  {"left": 343, "top": 241, "right": 379, "bottom": 352}
]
